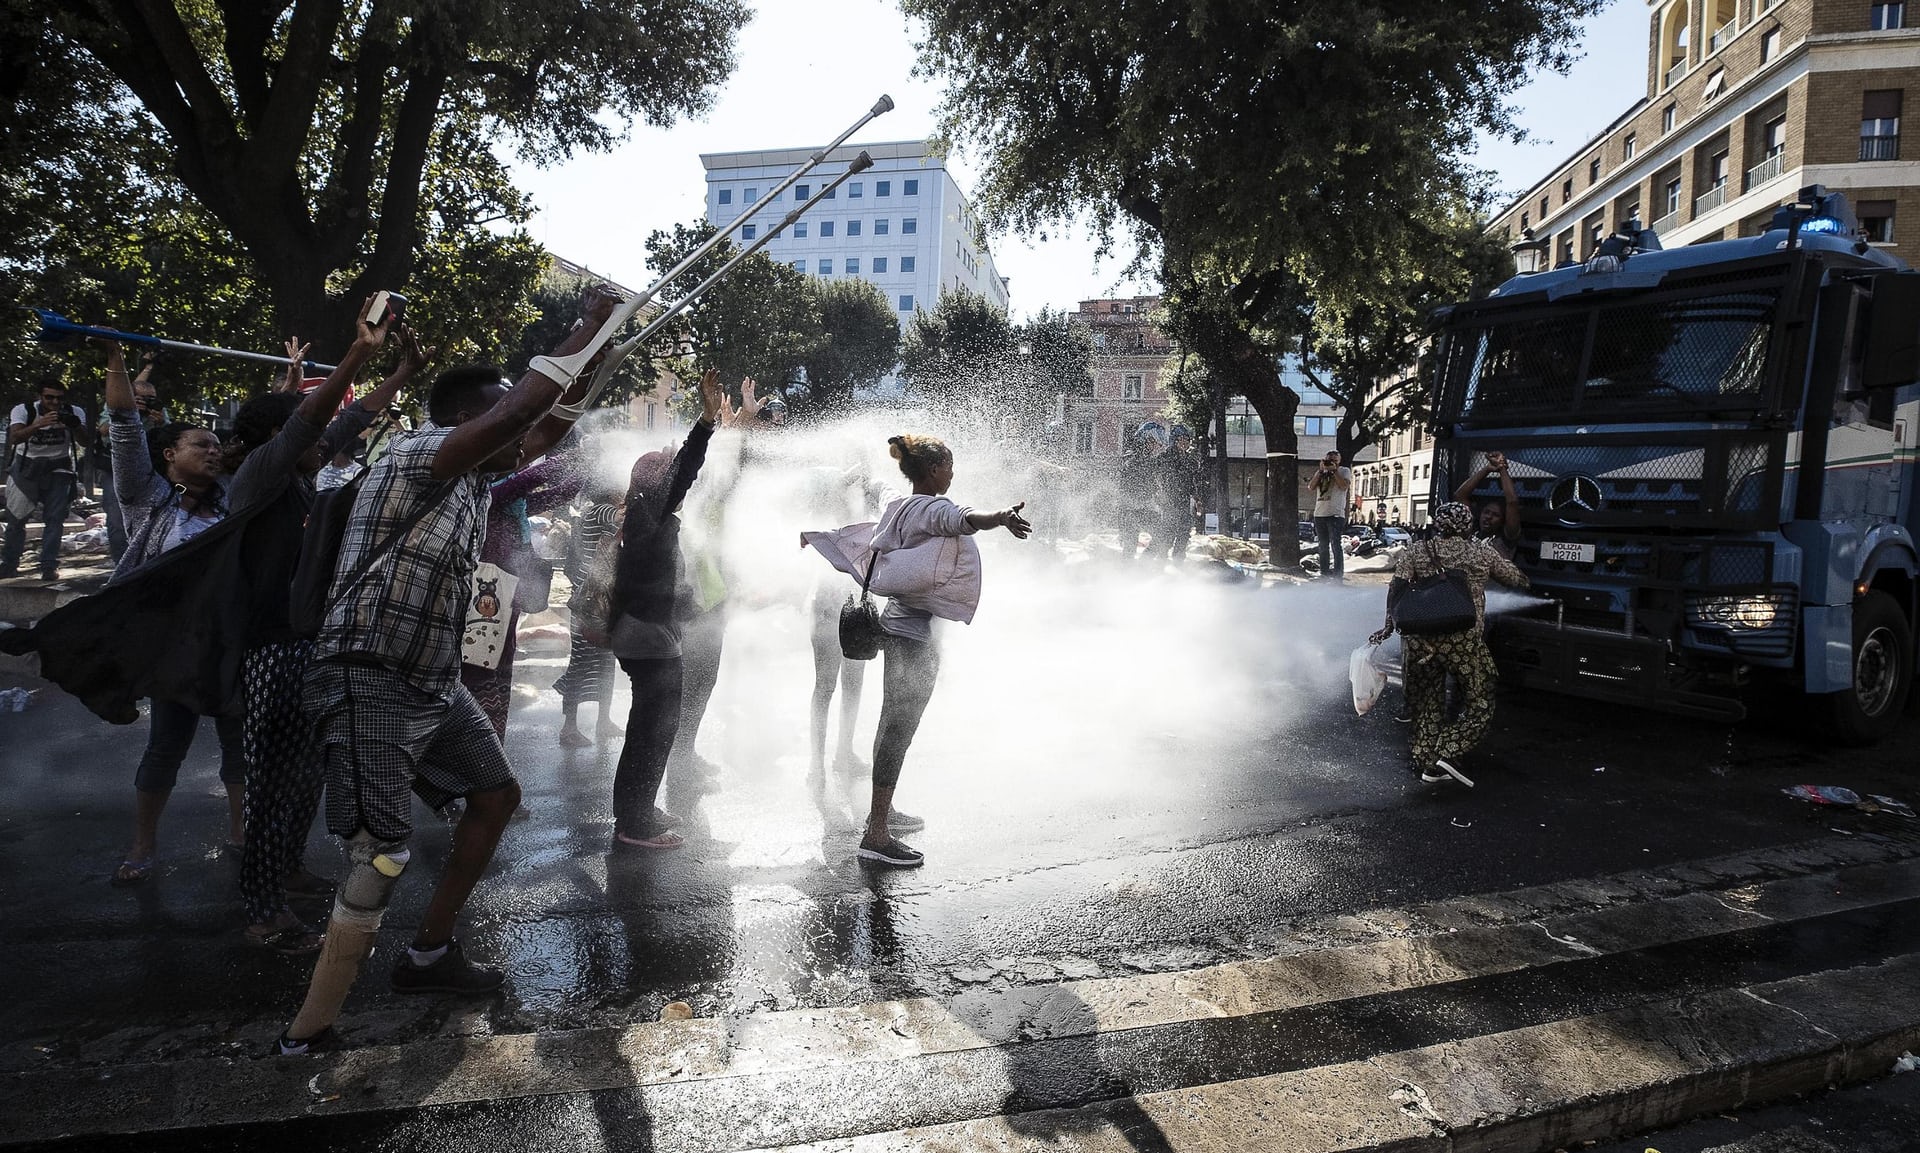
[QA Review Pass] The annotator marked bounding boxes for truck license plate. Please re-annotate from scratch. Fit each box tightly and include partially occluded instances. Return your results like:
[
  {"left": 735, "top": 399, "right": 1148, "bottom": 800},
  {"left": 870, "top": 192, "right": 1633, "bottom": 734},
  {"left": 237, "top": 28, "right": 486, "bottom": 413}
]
[{"left": 1541, "top": 541, "right": 1596, "bottom": 564}]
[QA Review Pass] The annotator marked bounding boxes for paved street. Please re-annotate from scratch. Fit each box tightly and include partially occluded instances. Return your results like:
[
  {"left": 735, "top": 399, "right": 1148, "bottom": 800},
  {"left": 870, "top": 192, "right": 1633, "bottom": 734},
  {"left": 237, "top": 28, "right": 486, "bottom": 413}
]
[{"left": 2, "top": 562, "right": 1918, "bottom": 1150}]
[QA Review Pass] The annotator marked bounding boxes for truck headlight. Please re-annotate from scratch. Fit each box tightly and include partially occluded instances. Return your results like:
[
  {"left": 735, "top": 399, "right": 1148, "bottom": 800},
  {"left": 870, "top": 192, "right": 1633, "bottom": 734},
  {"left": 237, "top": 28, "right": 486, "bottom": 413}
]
[{"left": 1687, "top": 594, "right": 1781, "bottom": 629}]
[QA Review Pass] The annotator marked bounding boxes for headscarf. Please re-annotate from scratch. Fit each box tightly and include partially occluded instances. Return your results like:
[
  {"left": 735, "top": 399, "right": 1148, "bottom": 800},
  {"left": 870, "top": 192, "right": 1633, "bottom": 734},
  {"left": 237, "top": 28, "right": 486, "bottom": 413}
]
[{"left": 1432, "top": 501, "right": 1474, "bottom": 538}]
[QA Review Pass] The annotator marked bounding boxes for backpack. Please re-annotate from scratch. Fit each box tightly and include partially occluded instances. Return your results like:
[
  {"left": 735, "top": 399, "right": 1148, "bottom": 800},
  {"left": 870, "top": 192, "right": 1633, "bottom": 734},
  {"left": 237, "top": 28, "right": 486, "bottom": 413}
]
[{"left": 287, "top": 469, "right": 454, "bottom": 639}]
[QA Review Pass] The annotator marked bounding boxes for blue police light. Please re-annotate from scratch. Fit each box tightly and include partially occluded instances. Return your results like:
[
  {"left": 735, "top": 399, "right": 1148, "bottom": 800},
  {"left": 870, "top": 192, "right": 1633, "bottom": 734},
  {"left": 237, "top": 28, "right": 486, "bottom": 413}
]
[{"left": 1768, "top": 184, "right": 1859, "bottom": 240}]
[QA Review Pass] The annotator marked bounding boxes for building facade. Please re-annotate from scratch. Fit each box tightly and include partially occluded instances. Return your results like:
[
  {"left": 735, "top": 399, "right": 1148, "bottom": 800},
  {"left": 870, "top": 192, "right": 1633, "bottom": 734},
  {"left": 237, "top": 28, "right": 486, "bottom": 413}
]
[
  {"left": 700, "top": 140, "right": 1010, "bottom": 320},
  {"left": 1493, "top": 0, "right": 1920, "bottom": 266},
  {"left": 1063, "top": 296, "right": 1176, "bottom": 458}
]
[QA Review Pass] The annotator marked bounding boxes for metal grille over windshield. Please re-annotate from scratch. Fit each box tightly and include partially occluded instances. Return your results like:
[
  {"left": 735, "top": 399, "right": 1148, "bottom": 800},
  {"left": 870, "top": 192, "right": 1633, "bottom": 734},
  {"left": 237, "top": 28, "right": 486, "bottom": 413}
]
[{"left": 1439, "top": 282, "right": 1781, "bottom": 423}]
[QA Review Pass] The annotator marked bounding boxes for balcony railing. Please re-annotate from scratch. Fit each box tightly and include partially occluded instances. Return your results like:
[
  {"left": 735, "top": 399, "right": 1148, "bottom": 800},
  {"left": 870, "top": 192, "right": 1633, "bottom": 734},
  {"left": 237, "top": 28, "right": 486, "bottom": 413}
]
[
  {"left": 1860, "top": 135, "right": 1901, "bottom": 161},
  {"left": 1665, "top": 59, "right": 1690, "bottom": 88},
  {"left": 1746, "top": 150, "right": 1785, "bottom": 189},
  {"left": 1651, "top": 208, "right": 1682, "bottom": 236},
  {"left": 1694, "top": 183, "right": 1728, "bottom": 216},
  {"left": 1709, "top": 18, "right": 1738, "bottom": 53}
]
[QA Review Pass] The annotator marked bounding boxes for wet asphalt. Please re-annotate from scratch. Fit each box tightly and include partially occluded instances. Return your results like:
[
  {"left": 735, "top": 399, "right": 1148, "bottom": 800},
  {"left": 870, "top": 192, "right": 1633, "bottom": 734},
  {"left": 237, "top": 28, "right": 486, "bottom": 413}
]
[{"left": 1, "top": 559, "right": 1917, "bottom": 1146}]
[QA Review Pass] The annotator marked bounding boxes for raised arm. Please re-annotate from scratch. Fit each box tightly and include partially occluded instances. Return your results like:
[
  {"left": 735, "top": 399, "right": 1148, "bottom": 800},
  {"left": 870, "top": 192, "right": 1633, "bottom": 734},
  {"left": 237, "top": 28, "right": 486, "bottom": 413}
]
[
  {"left": 101, "top": 340, "right": 135, "bottom": 413},
  {"left": 279, "top": 337, "right": 312, "bottom": 393},
  {"left": 353, "top": 322, "right": 431, "bottom": 415},
  {"left": 295, "top": 296, "right": 394, "bottom": 427},
  {"left": 432, "top": 285, "right": 621, "bottom": 481}
]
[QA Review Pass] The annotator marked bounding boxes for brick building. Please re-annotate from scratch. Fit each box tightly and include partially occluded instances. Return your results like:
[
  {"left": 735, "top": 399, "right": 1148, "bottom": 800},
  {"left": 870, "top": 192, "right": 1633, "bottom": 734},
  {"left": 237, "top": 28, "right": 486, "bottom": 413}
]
[
  {"left": 1062, "top": 296, "right": 1176, "bottom": 459},
  {"left": 1493, "top": 0, "right": 1920, "bottom": 266}
]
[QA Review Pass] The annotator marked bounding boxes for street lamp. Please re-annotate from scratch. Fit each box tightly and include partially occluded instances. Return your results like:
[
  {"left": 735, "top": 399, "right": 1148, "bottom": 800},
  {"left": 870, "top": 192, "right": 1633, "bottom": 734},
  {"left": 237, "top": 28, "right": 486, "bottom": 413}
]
[{"left": 1510, "top": 227, "right": 1552, "bottom": 276}]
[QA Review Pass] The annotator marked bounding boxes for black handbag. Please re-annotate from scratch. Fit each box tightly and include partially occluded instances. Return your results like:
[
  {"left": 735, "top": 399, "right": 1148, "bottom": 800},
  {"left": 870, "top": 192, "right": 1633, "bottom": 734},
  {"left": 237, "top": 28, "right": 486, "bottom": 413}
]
[
  {"left": 1394, "top": 542, "right": 1477, "bottom": 636},
  {"left": 838, "top": 550, "right": 886, "bottom": 661}
]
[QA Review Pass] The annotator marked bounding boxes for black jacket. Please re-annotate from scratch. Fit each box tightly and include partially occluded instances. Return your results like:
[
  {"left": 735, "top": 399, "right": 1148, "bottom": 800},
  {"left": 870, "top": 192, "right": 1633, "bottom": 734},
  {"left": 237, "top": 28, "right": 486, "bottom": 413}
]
[{"left": 610, "top": 420, "right": 714, "bottom": 629}]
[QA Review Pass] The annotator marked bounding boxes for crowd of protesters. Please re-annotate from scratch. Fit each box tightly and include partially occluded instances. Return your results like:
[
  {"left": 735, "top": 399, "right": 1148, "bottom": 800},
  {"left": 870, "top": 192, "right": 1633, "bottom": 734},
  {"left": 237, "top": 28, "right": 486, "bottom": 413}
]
[{"left": 2, "top": 282, "right": 1545, "bottom": 1054}]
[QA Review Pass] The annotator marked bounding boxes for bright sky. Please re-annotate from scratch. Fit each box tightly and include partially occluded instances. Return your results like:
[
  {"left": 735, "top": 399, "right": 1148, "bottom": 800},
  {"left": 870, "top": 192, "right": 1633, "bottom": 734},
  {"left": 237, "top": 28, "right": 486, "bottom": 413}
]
[{"left": 504, "top": 0, "right": 1652, "bottom": 321}]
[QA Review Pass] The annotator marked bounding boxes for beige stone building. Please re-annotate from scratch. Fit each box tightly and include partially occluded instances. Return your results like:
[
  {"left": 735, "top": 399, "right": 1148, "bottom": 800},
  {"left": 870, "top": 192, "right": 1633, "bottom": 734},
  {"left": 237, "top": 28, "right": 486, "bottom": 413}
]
[
  {"left": 1494, "top": 0, "right": 1920, "bottom": 265},
  {"left": 1062, "top": 296, "right": 1176, "bottom": 458}
]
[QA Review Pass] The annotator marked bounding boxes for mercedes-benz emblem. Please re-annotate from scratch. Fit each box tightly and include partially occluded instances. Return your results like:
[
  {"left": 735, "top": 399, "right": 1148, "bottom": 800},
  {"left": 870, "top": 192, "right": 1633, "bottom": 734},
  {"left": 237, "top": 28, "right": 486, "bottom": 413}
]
[{"left": 1547, "top": 474, "right": 1603, "bottom": 523}]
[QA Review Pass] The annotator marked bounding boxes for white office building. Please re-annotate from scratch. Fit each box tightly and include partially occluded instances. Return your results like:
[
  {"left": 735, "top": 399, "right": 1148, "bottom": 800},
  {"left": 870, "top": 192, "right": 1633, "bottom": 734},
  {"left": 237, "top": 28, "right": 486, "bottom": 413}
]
[{"left": 699, "top": 140, "right": 1010, "bottom": 318}]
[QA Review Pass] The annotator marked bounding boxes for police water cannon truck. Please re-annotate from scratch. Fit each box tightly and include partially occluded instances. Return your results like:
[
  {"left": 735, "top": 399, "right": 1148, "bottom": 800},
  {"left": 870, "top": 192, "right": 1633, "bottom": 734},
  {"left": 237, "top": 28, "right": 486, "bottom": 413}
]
[{"left": 1429, "top": 186, "right": 1919, "bottom": 744}]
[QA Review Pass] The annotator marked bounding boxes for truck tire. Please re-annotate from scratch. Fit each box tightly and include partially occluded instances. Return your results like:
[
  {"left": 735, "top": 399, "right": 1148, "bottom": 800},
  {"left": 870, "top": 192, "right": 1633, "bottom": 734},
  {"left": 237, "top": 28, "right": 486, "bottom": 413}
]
[{"left": 1823, "top": 591, "right": 1912, "bottom": 746}]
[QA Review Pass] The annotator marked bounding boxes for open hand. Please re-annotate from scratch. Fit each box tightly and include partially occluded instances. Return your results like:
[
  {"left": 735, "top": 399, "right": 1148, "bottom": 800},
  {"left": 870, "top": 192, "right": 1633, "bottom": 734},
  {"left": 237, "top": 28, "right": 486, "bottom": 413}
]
[
  {"left": 1002, "top": 502, "right": 1032, "bottom": 539},
  {"left": 395, "top": 322, "right": 433, "bottom": 376},
  {"left": 698, "top": 368, "right": 725, "bottom": 423},
  {"left": 737, "top": 377, "right": 766, "bottom": 421}
]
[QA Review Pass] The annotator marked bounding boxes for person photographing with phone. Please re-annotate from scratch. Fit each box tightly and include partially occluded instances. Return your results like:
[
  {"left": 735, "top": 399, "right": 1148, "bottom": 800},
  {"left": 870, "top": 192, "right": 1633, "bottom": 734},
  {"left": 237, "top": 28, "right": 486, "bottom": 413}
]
[
  {"left": 1308, "top": 450, "right": 1352, "bottom": 578},
  {"left": 4, "top": 378, "right": 89, "bottom": 581}
]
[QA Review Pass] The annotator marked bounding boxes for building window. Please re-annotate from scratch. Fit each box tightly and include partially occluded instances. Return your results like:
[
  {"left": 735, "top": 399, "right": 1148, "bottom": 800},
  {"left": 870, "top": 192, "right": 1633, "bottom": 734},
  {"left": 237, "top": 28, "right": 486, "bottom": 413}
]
[
  {"left": 1872, "top": 2, "right": 1905, "bottom": 30},
  {"left": 1624, "top": 132, "right": 1637, "bottom": 159},
  {"left": 823, "top": 185, "right": 835, "bottom": 199},
  {"left": 846, "top": 257, "right": 860, "bottom": 274},
  {"left": 874, "top": 218, "right": 889, "bottom": 235},
  {"left": 904, "top": 179, "right": 919, "bottom": 195},
  {"left": 1859, "top": 200, "right": 1896, "bottom": 241},
  {"left": 745, "top": 186, "right": 757, "bottom": 201},
  {"left": 791, "top": 260, "right": 805, "bottom": 272},
  {"left": 645, "top": 401, "right": 656, "bottom": 430},
  {"left": 793, "top": 222, "right": 808, "bottom": 238},
  {"left": 1664, "top": 177, "right": 1682, "bottom": 215},
  {"left": 873, "top": 256, "right": 888, "bottom": 273},
  {"left": 1760, "top": 27, "right": 1781, "bottom": 62},
  {"left": 1764, "top": 115, "right": 1787, "bottom": 156},
  {"left": 902, "top": 217, "right": 917, "bottom": 234},
  {"left": 1589, "top": 218, "right": 1605, "bottom": 252},
  {"left": 901, "top": 256, "right": 915, "bottom": 272},
  {"left": 849, "top": 182, "right": 863, "bottom": 198},
  {"left": 1709, "top": 150, "right": 1730, "bottom": 188},
  {"left": 1521, "top": 211, "right": 1530, "bottom": 229},
  {"left": 795, "top": 184, "right": 810, "bottom": 199},
  {"left": 876, "top": 180, "right": 891, "bottom": 196},
  {"left": 1662, "top": 104, "right": 1676, "bottom": 133},
  {"left": 1702, "top": 69, "right": 1726, "bottom": 102},
  {"left": 1123, "top": 374, "right": 1143, "bottom": 400},
  {"left": 847, "top": 220, "right": 861, "bottom": 236},
  {"left": 742, "top": 223, "right": 756, "bottom": 240},
  {"left": 898, "top": 294, "right": 913, "bottom": 311},
  {"left": 818, "top": 259, "right": 832, "bottom": 275},
  {"left": 718, "top": 188, "right": 732, "bottom": 205},
  {"left": 1589, "top": 158, "right": 1601, "bottom": 184},
  {"left": 1562, "top": 178, "right": 1574, "bottom": 202},
  {"left": 1862, "top": 90, "right": 1902, "bottom": 160},
  {"left": 1540, "top": 195, "right": 1550, "bottom": 217},
  {"left": 820, "top": 221, "right": 835, "bottom": 237}
]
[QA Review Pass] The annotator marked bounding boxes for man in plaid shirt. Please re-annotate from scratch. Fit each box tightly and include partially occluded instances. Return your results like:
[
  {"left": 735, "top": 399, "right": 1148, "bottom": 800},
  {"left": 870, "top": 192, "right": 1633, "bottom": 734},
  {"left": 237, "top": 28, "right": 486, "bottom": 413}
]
[{"left": 279, "top": 287, "right": 620, "bottom": 1055}]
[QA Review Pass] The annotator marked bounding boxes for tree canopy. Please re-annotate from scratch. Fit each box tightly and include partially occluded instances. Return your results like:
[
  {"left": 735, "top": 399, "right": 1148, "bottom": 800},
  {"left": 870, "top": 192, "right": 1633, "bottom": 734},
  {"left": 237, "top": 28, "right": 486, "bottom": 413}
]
[
  {"left": 31, "top": 0, "right": 748, "bottom": 359},
  {"left": 645, "top": 221, "right": 827, "bottom": 397},
  {"left": 800, "top": 278, "right": 902, "bottom": 412},
  {"left": 906, "top": 0, "right": 1597, "bottom": 556}
]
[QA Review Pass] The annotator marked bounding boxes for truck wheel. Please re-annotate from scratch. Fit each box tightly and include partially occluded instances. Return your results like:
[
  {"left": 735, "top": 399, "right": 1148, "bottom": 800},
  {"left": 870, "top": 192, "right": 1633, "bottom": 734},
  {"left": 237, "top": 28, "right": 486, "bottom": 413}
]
[{"left": 1824, "top": 590, "right": 1912, "bottom": 746}]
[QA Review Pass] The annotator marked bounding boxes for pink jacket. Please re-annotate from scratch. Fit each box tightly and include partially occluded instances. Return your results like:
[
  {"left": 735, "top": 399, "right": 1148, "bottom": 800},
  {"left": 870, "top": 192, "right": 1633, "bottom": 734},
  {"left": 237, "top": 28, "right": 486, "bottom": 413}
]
[{"left": 801, "top": 494, "right": 984, "bottom": 624}]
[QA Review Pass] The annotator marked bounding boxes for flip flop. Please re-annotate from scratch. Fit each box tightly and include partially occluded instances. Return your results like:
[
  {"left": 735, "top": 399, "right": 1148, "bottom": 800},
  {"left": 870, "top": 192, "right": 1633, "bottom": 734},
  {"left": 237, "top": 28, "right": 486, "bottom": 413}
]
[{"left": 111, "top": 857, "right": 156, "bottom": 886}]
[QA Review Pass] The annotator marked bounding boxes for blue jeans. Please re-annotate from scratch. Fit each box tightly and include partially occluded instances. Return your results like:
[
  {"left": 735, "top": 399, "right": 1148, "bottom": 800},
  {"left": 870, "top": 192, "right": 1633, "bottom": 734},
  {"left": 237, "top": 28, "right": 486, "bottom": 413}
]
[
  {"left": 1313, "top": 515, "right": 1345, "bottom": 574},
  {"left": 2, "top": 463, "right": 74, "bottom": 576}
]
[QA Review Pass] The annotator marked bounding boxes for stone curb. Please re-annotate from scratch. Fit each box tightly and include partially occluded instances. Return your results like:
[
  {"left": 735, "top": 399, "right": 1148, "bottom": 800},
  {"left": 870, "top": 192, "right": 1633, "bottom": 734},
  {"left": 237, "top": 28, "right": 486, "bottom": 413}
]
[
  {"left": 4, "top": 849, "right": 1915, "bottom": 1145},
  {"left": 760, "top": 953, "right": 1920, "bottom": 1153}
]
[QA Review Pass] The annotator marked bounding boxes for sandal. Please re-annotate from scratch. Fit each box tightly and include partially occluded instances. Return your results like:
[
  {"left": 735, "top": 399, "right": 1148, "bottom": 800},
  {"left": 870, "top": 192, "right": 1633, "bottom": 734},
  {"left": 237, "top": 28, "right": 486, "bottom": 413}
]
[
  {"left": 245, "top": 923, "right": 325, "bottom": 955},
  {"left": 111, "top": 857, "right": 156, "bottom": 886}
]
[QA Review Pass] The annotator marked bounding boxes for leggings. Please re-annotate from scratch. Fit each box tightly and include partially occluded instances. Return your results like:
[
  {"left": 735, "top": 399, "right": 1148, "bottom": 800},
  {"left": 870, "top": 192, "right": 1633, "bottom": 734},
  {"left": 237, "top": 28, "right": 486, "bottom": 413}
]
[
  {"left": 134, "top": 699, "right": 245, "bottom": 793},
  {"left": 668, "top": 606, "right": 726, "bottom": 770},
  {"left": 239, "top": 641, "right": 323, "bottom": 925},
  {"left": 871, "top": 634, "right": 941, "bottom": 791},
  {"left": 810, "top": 591, "right": 866, "bottom": 768},
  {"left": 613, "top": 656, "right": 683, "bottom": 835}
]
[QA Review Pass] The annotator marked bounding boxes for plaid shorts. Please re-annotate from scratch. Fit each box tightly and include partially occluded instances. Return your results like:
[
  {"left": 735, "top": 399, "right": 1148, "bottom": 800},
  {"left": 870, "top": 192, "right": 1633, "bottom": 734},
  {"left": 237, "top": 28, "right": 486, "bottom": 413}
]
[{"left": 306, "top": 659, "right": 514, "bottom": 842}]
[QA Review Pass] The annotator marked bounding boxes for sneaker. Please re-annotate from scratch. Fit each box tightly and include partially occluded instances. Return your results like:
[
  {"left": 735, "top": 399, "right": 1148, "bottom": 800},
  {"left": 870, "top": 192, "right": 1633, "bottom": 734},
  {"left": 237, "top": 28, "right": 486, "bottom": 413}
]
[
  {"left": 856, "top": 838, "right": 924, "bottom": 868},
  {"left": 389, "top": 940, "right": 504, "bottom": 996},
  {"left": 273, "top": 1026, "right": 336, "bottom": 1056},
  {"left": 886, "top": 808, "right": 926, "bottom": 833},
  {"left": 1432, "top": 758, "right": 1475, "bottom": 788}
]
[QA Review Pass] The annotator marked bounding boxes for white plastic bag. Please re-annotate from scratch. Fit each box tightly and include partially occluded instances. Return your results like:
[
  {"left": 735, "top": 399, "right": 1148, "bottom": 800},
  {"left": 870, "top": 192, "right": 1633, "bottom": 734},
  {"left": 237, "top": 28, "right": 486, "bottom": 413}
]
[{"left": 1351, "top": 643, "right": 1388, "bottom": 716}]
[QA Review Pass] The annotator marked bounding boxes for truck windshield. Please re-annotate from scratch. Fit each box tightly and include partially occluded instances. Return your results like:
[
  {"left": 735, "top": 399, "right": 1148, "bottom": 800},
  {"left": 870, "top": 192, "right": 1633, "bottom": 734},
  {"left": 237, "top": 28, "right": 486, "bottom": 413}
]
[{"left": 1437, "top": 285, "right": 1778, "bottom": 424}]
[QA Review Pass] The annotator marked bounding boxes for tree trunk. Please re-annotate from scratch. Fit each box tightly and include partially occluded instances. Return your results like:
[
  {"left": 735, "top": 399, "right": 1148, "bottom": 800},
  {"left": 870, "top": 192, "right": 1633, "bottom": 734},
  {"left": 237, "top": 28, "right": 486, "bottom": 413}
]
[{"left": 1251, "top": 389, "right": 1301, "bottom": 566}]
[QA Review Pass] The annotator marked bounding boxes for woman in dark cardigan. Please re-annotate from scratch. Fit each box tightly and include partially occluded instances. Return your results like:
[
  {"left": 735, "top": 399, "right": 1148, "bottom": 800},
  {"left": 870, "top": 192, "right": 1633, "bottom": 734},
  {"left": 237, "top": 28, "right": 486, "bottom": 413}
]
[{"left": 603, "top": 370, "right": 725, "bottom": 850}]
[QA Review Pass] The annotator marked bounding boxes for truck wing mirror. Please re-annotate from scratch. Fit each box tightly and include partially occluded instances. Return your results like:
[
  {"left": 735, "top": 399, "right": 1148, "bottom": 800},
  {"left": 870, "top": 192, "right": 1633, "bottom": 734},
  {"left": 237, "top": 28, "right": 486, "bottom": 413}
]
[{"left": 1863, "top": 271, "right": 1920, "bottom": 390}]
